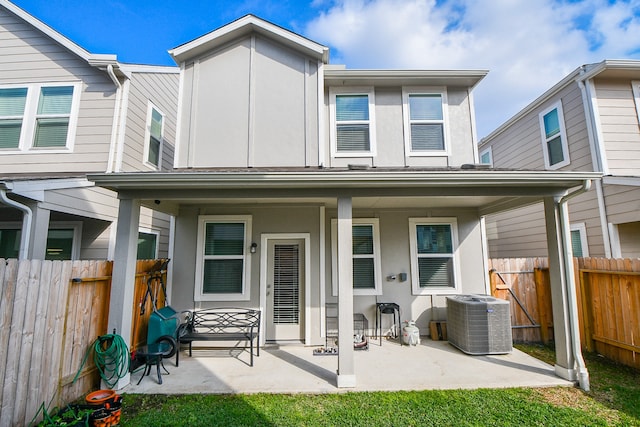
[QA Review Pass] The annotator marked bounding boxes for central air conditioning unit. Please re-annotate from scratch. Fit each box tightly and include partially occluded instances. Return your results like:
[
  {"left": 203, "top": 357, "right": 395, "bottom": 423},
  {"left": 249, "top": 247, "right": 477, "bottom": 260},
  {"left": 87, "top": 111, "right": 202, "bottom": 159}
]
[{"left": 446, "top": 294, "right": 512, "bottom": 355}]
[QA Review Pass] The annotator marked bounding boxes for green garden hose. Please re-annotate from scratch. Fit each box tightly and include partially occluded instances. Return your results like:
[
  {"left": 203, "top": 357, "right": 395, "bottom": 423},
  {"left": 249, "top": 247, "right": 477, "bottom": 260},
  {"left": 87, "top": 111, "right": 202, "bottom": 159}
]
[{"left": 73, "top": 333, "right": 130, "bottom": 389}]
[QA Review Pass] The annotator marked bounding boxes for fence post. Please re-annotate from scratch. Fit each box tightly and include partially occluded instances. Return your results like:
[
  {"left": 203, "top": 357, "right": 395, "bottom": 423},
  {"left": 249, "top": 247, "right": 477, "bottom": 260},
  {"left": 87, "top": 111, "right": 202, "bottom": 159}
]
[
  {"left": 489, "top": 269, "right": 498, "bottom": 296},
  {"left": 534, "top": 268, "right": 550, "bottom": 345},
  {"left": 579, "top": 270, "right": 594, "bottom": 352}
]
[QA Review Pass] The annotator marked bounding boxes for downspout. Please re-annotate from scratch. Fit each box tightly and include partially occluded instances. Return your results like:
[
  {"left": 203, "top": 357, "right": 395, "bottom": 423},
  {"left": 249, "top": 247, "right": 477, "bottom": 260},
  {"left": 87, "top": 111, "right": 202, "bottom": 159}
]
[
  {"left": 558, "top": 180, "right": 592, "bottom": 391},
  {"left": 106, "top": 64, "right": 122, "bottom": 173},
  {"left": 0, "top": 189, "right": 32, "bottom": 260}
]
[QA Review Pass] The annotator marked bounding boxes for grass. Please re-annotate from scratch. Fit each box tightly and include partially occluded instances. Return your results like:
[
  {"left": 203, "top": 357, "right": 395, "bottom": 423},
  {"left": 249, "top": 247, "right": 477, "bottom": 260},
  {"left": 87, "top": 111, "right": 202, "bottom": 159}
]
[{"left": 120, "top": 345, "right": 640, "bottom": 426}]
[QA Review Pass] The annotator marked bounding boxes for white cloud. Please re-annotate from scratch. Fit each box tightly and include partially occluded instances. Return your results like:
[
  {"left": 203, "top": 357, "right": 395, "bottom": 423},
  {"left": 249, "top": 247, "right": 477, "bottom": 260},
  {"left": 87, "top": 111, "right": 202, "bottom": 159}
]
[{"left": 305, "top": 0, "right": 640, "bottom": 137}]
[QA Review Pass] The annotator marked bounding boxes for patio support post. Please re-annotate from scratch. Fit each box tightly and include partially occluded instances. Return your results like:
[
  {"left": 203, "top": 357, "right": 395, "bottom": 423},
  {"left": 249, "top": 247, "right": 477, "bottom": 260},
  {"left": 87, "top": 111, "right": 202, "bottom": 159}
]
[
  {"left": 106, "top": 197, "right": 141, "bottom": 389},
  {"left": 543, "top": 196, "right": 577, "bottom": 382},
  {"left": 336, "top": 196, "right": 355, "bottom": 388},
  {"left": 28, "top": 205, "right": 50, "bottom": 260}
]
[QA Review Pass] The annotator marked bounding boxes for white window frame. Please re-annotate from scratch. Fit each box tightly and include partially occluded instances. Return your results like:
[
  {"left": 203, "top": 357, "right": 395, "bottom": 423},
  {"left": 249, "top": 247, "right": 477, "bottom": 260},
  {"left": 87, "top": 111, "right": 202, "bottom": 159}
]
[
  {"left": 402, "top": 87, "right": 449, "bottom": 157},
  {"left": 0, "top": 82, "right": 81, "bottom": 153},
  {"left": 329, "top": 87, "right": 377, "bottom": 158},
  {"left": 138, "top": 227, "right": 160, "bottom": 259},
  {"left": 409, "top": 217, "right": 461, "bottom": 295},
  {"left": 143, "top": 102, "right": 165, "bottom": 170},
  {"left": 194, "top": 215, "right": 252, "bottom": 302},
  {"left": 479, "top": 146, "right": 493, "bottom": 166},
  {"left": 538, "top": 101, "right": 570, "bottom": 170},
  {"left": 331, "top": 218, "right": 382, "bottom": 296},
  {"left": 570, "top": 223, "right": 589, "bottom": 257},
  {"left": 47, "top": 222, "right": 82, "bottom": 260},
  {"left": 632, "top": 81, "right": 640, "bottom": 125}
]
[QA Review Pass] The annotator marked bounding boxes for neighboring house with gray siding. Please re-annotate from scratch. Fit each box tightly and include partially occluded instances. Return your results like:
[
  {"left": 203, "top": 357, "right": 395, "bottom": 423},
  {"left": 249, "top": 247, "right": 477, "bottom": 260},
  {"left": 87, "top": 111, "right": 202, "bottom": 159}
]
[
  {"left": 91, "top": 15, "right": 597, "bottom": 390},
  {"left": 0, "top": 0, "right": 179, "bottom": 261},
  {"left": 479, "top": 60, "right": 640, "bottom": 259}
]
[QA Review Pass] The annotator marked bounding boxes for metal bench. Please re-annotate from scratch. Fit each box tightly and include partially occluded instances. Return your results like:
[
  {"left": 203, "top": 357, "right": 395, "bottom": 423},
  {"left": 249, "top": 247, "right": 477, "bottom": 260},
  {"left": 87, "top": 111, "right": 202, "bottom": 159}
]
[{"left": 177, "top": 308, "right": 261, "bottom": 366}]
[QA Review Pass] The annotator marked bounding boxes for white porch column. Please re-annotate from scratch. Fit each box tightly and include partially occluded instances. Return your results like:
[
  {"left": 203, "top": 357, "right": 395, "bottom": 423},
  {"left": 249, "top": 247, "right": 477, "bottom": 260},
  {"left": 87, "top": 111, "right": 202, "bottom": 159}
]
[
  {"left": 544, "top": 196, "right": 580, "bottom": 382},
  {"left": 336, "top": 196, "right": 355, "bottom": 388},
  {"left": 28, "top": 205, "right": 50, "bottom": 260},
  {"left": 107, "top": 197, "right": 140, "bottom": 389}
]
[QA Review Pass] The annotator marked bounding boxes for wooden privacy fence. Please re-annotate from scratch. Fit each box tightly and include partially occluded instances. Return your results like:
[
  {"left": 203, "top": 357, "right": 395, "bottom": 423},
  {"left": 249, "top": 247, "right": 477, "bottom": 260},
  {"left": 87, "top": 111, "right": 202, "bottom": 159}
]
[
  {"left": 489, "top": 257, "right": 640, "bottom": 370},
  {"left": 0, "top": 258, "right": 166, "bottom": 427}
]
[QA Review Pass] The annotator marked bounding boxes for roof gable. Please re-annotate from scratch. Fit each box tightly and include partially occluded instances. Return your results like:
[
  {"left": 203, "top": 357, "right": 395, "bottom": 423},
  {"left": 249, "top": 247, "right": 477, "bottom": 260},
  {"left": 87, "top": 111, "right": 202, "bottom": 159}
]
[
  {"left": 169, "top": 14, "right": 329, "bottom": 64},
  {"left": 0, "top": 0, "right": 118, "bottom": 66}
]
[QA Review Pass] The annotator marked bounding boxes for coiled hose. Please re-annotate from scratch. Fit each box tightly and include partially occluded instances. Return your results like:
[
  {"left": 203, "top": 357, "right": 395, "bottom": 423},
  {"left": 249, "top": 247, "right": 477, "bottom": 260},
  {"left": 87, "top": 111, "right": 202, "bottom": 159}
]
[{"left": 73, "top": 333, "right": 130, "bottom": 389}]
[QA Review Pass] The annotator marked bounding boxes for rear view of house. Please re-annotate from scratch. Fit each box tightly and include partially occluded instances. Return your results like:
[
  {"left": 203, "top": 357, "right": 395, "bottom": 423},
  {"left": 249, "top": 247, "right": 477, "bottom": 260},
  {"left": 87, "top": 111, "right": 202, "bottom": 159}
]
[
  {"left": 91, "top": 15, "right": 597, "bottom": 390},
  {"left": 0, "top": 0, "right": 179, "bottom": 261},
  {"left": 479, "top": 60, "right": 640, "bottom": 259}
]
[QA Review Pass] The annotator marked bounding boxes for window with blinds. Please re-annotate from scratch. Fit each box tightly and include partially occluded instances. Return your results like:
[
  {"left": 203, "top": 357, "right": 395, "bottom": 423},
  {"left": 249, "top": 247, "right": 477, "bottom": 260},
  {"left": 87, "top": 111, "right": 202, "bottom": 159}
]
[
  {"left": 33, "top": 86, "right": 73, "bottom": 148},
  {"left": 0, "top": 88, "right": 27, "bottom": 149},
  {"left": 410, "top": 218, "right": 459, "bottom": 295},
  {"left": 0, "top": 83, "right": 78, "bottom": 151},
  {"left": 330, "top": 218, "right": 381, "bottom": 296},
  {"left": 195, "top": 215, "right": 252, "bottom": 301},
  {"left": 403, "top": 89, "right": 447, "bottom": 156},
  {"left": 336, "top": 94, "right": 370, "bottom": 152},
  {"left": 273, "top": 244, "right": 300, "bottom": 324},
  {"left": 330, "top": 88, "right": 376, "bottom": 157}
]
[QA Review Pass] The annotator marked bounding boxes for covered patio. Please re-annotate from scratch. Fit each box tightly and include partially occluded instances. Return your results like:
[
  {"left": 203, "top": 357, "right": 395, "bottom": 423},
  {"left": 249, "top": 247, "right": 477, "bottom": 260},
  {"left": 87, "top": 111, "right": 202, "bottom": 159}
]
[{"left": 124, "top": 340, "right": 572, "bottom": 394}]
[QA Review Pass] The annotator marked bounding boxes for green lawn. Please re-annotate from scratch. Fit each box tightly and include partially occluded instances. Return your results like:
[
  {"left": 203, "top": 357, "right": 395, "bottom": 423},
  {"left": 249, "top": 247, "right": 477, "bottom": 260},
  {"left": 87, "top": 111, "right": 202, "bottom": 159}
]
[{"left": 120, "top": 345, "right": 640, "bottom": 426}]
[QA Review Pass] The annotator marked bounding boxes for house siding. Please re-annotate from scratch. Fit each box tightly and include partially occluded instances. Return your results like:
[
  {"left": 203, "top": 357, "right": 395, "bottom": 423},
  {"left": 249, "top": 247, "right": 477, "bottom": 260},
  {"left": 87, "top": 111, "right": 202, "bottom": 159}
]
[
  {"left": 120, "top": 71, "right": 179, "bottom": 172},
  {"left": 594, "top": 78, "right": 640, "bottom": 176},
  {"left": 175, "top": 35, "right": 320, "bottom": 169},
  {"left": 481, "top": 79, "right": 606, "bottom": 258},
  {"left": 0, "top": 7, "right": 116, "bottom": 174}
]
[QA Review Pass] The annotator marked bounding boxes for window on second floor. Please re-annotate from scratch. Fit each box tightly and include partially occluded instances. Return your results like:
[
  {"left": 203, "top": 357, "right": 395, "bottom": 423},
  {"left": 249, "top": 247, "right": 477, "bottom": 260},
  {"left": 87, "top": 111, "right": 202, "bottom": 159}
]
[
  {"left": 479, "top": 147, "right": 493, "bottom": 166},
  {"left": 330, "top": 88, "right": 376, "bottom": 157},
  {"left": 144, "top": 103, "right": 164, "bottom": 169},
  {"left": 632, "top": 81, "right": 640, "bottom": 125},
  {"left": 0, "top": 83, "right": 80, "bottom": 151},
  {"left": 539, "top": 102, "right": 569, "bottom": 169},
  {"left": 403, "top": 88, "right": 448, "bottom": 156}
]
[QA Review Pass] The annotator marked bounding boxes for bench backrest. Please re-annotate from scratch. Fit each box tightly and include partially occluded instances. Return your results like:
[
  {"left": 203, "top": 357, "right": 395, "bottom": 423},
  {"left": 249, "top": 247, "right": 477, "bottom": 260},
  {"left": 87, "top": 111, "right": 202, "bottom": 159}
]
[{"left": 187, "top": 309, "right": 260, "bottom": 335}]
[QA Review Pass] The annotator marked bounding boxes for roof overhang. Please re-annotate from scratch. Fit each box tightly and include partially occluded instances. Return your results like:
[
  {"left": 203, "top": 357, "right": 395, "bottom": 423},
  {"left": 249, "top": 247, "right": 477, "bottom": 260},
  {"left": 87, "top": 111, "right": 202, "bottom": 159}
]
[
  {"left": 324, "top": 69, "right": 488, "bottom": 90},
  {"left": 169, "top": 15, "right": 329, "bottom": 64},
  {"left": 89, "top": 169, "right": 600, "bottom": 216}
]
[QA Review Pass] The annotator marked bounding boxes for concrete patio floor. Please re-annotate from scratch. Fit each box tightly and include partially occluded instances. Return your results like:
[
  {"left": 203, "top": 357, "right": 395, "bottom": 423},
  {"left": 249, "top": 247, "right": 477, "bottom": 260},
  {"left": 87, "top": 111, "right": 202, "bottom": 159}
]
[{"left": 122, "top": 339, "right": 574, "bottom": 395}]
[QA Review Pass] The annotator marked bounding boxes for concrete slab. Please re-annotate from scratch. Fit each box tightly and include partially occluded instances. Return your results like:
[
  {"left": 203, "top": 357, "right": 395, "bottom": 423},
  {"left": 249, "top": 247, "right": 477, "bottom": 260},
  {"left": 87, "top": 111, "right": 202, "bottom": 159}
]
[{"left": 122, "top": 339, "right": 573, "bottom": 395}]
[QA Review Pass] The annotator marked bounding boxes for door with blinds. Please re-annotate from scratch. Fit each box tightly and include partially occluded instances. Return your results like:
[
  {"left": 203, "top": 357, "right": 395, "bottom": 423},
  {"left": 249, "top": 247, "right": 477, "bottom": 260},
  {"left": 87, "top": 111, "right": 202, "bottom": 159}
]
[{"left": 266, "top": 239, "right": 305, "bottom": 341}]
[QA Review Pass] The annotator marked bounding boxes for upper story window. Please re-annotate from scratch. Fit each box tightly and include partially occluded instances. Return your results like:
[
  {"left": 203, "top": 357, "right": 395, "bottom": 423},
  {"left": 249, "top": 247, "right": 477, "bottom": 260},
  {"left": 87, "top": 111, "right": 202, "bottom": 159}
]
[
  {"left": 479, "top": 147, "right": 493, "bottom": 166},
  {"left": 331, "top": 218, "right": 382, "bottom": 296},
  {"left": 195, "top": 215, "right": 252, "bottom": 301},
  {"left": 539, "top": 101, "right": 569, "bottom": 169},
  {"left": 330, "top": 87, "right": 376, "bottom": 157},
  {"left": 144, "top": 103, "right": 164, "bottom": 169},
  {"left": 403, "top": 88, "right": 448, "bottom": 156},
  {"left": 409, "top": 218, "right": 460, "bottom": 295},
  {"left": 0, "top": 83, "right": 80, "bottom": 152}
]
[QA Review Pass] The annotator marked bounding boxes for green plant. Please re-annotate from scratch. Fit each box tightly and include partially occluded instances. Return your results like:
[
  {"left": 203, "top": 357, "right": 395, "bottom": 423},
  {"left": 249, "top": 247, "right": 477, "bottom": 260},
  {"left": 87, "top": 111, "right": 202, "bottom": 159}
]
[{"left": 36, "top": 405, "right": 93, "bottom": 427}]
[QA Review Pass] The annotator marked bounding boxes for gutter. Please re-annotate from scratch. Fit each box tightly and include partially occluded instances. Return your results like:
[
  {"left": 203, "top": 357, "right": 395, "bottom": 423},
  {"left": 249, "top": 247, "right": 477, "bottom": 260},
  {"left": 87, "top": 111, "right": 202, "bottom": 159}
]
[
  {"left": 558, "top": 180, "right": 591, "bottom": 391},
  {"left": 106, "top": 64, "right": 123, "bottom": 173},
  {"left": 0, "top": 188, "right": 32, "bottom": 260}
]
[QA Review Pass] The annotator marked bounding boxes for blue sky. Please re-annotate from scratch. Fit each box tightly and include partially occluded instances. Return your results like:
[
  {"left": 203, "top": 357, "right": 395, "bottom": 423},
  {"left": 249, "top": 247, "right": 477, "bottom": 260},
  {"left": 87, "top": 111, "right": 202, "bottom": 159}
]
[{"left": 10, "top": 0, "right": 640, "bottom": 138}]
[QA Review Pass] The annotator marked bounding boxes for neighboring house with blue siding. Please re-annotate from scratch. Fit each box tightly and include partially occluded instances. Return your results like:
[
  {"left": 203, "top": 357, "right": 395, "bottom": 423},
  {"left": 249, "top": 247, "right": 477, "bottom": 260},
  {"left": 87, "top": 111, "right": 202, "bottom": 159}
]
[
  {"left": 479, "top": 60, "right": 640, "bottom": 260},
  {"left": 0, "top": 0, "right": 179, "bottom": 261}
]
